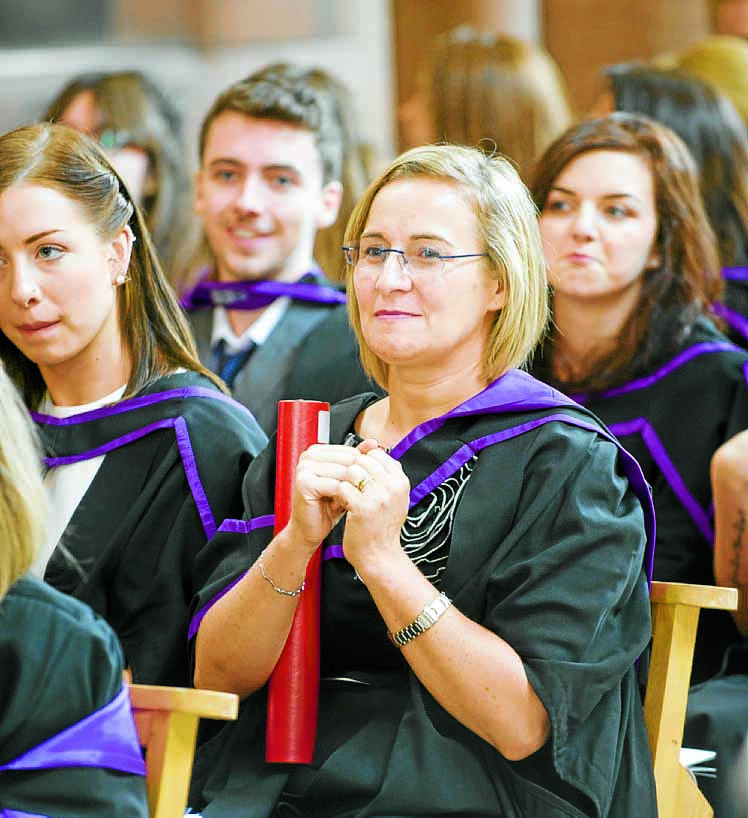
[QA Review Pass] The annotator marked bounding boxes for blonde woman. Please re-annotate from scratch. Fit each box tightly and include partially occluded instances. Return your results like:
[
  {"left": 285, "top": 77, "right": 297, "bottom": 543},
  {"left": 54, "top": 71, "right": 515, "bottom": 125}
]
[
  {"left": 0, "top": 366, "right": 148, "bottom": 816},
  {"left": 190, "top": 144, "right": 656, "bottom": 817}
]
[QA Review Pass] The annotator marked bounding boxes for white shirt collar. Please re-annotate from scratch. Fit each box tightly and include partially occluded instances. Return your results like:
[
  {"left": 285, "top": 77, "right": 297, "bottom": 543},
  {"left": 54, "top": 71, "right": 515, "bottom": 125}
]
[
  {"left": 210, "top": 296, "right": 290, "bottom": 355},
  {"left": 40, "top": 384, "right": 128, "bottom": 417}
]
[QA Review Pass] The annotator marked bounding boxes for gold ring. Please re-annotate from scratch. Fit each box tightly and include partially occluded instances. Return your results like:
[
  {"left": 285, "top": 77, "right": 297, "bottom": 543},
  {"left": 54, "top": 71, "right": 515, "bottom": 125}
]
[{"left": 355, "top": 477, "right": 368, "bottom": 493}]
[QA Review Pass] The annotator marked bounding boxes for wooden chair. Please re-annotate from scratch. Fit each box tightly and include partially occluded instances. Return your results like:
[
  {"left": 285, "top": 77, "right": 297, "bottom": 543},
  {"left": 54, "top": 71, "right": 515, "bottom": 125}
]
[
  {"left": 128, "top": 683, "right": 239, "bottom": 818},
  {"left": 644, "top": 581, "right": 739, "bottom": 818}
]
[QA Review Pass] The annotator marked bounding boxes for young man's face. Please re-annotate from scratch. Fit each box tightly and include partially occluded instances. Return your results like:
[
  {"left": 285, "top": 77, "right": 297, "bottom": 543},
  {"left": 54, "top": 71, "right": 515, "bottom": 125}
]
[{"left": 195, "top": 112, "right": 341, "bottom": 282}]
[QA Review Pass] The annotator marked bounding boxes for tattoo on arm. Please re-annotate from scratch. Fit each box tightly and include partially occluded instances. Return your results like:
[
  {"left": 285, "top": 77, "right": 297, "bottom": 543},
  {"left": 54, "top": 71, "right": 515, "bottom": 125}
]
[{"left": 729, "top": 508, "right": 747, "bottom": 608}]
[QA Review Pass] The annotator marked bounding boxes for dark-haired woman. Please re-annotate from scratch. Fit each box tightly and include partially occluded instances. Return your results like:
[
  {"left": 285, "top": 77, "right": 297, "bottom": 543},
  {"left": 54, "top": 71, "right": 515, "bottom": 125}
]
[
  {"left": 0, "top": 123, "right": 267, "bottom": 687},
  {"left": 531, "top": 112, "right": 748, "bottom": 817}
]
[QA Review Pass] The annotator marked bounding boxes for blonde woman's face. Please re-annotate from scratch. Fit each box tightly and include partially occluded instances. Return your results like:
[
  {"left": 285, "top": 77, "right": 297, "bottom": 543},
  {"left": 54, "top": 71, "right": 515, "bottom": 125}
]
[{"left": 353, "top": 177, "right": 505, "bottom": 379}]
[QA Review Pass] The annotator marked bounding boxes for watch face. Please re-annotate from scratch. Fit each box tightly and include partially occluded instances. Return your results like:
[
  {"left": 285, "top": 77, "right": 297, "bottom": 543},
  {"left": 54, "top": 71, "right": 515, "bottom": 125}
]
[{"left": 390, "top": 593, "right": 452, "bottom": 647}]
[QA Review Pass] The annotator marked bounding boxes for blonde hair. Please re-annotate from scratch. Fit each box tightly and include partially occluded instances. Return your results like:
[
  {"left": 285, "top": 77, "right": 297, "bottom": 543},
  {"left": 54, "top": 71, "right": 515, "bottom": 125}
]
[
  {"left": 674, "top": 36, "right": 748, "bottom": 125},
  {"left": 343, "top": 144, "right": 549, "bottom": 389},
  {"left": 0, "top": 366, "right": 46, "bottom": 600},
  {"left": 426, "top": 27, "right": 573, "bottom": 180}
]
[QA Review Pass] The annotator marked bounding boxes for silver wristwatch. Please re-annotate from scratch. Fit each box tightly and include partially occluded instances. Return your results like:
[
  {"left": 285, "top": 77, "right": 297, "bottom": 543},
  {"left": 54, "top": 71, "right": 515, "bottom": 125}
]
[{"left": 388, "top": 592, "right": 453, "bottom": 648}]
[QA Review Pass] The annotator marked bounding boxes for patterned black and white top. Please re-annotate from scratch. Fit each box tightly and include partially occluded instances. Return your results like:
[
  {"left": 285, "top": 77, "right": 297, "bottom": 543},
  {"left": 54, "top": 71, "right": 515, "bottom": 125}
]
[{"left": 344, "top": 432, "right": 477, "bottom": 585}]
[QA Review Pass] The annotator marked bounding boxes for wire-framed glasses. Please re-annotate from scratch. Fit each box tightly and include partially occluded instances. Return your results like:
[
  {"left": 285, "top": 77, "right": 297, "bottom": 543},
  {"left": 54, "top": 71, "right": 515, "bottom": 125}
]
[{"left": 342, "top": 242, "right": 488, "bottom": 277}]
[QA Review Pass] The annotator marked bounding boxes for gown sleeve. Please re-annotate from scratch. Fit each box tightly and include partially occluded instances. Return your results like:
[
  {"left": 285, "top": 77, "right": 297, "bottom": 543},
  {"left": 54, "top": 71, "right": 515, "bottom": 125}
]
[{"left": 478, "top": 421, "right": 652, "bottom": 812}]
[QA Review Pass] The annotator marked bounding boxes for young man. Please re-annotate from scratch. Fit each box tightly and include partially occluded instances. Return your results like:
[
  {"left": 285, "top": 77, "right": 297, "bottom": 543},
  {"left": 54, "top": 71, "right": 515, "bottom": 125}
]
[{"left": 182, "top": 65, "right": 376, "bottom": 433}]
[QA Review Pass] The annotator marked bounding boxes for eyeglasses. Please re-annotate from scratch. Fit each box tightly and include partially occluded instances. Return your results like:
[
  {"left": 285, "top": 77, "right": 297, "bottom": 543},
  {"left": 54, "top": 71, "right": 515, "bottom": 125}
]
[
  {"left": 342, "top": 243, "right": 488, "bottom": 277},
  {"left": 97, "top": 129, "right": 137, "bottom": 151}
]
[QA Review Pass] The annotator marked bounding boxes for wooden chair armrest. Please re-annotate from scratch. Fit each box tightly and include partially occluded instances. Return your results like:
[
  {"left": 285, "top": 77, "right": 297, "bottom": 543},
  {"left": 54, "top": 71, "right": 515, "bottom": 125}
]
[
  {"left": 128, "top": 684, "right": 239, "bottom": 818},
  {"left": 128, "top": 683, "right": 239, "bottom": 721},
  {"left": 649, "top": 581, "right": 738, "bottom": 611}
]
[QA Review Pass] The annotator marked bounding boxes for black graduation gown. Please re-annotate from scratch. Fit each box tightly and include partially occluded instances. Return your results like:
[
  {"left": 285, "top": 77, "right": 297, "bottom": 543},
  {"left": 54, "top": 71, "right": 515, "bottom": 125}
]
[
  {"left": 32, "top": 370, "right": 267, "bottom": 687},
  {"left": 0, "top": 576, "right": 148, "bottom": 817},
  {"left": 188, "top": 370, "right": 657, "bottom": 818},
  {"left": 548, "top": 319, "right": 748, "bottom": 685}
]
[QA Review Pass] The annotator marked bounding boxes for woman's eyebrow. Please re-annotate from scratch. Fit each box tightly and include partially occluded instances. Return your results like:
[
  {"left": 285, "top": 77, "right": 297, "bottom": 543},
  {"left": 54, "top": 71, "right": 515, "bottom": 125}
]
[{"left": 25, "top": 229, "right": 63, "bottom": 244}]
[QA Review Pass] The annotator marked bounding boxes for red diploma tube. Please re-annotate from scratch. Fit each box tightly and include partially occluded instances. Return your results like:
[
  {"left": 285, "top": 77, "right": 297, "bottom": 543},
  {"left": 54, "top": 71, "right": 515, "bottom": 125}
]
[{"left": 266, "top": 399, "right": 330, "bottom": 763}]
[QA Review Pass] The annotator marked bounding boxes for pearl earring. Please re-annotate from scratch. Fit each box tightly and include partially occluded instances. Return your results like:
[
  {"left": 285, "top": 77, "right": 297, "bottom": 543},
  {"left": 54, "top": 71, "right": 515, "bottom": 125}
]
[{"left": 115, "top": 273, "right": 130, "bottom": 286}]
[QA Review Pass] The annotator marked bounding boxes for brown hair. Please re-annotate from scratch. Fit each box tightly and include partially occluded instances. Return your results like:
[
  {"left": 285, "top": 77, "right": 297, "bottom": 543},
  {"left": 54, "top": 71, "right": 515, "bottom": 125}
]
[
  {"left": 426, "top": 27, "right": 572, "bottom": 180},
  {"left": 198, "top": 65, "right": 343, "bottom": 186},
  {"left": 343, "top": 144, "right": 549, "bottom": 390},
  {"left": 603, "top": 63, "right": 748, "bottom": 266},
  {"left": 531, "top": 112, "right": 722, "bottom": 393},
  {"left": 0, "top": 122, "right": 223, "bottom": 409},
  {"left": 239, "top": 63, "right": 374, "bottom": 281},
  {"left": 45, "top": 71, "right": 196, "bottom": 283}
]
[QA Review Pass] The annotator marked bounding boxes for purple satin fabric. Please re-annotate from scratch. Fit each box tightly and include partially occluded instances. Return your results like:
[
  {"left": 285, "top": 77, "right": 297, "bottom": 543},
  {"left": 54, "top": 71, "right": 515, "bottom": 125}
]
[
  {"left": 180, "top": 270, "right": 346, "bottom": 312},
  {"left": 30, "top": 386, "right": 253, "bottom": 427},
  {"left": 324, "top": 410, "right": 655, "bottom": 584},
  {"left": 37, "top": 416, "right": 216, "bottom": 540},
  {"left": 31, "top": 388, "right": 253, "bottom": 541},
  {"left": 572, "top": 342, "right": 740, "bottom": 403},
  {"left": 187, "top": 514, "right": 275, "bottom": 640},
  {"left": 722, "top": 266, "right": 748, "bottom": 281},
  {"left": 571, "top": 343, "right": 748, "bottom": 545},
  {"left": 0, "top": 686, "right": 145, "bottom": 777},
  {"left": 609, "top": 418, "right": 713, "bottom": 544}
]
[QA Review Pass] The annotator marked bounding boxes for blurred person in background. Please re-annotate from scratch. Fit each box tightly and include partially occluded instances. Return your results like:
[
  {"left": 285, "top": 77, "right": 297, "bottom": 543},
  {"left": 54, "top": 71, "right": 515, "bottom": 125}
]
[
  {"left": 305, "top": 65, "right": 377, "bottom": 282},
  {"left": 180, "top": 65, "right": 376, "bottom": 434},
  {"left": 45, "top": 70, "right": 196, "bottom": 285},
  {"left": 0, "top": 122, "right": 266, "bottom": 688},
  {"left": 686, "top": 426, "right": 748, "bottom": 818},
  {"left": 531, "top": 112, "right": 748, "bottom": 818},
  {"left": 398, "top": 25, "right": 573, "bottom": 180},
  {"left": 671, "top": 35, "right": 748, "bottom": 131},
  {"left": 0, "top": 364, "right": 148, "bottom": 816},
  {"left": 592, "top": 63, "right": 748, "bottom": 347}
]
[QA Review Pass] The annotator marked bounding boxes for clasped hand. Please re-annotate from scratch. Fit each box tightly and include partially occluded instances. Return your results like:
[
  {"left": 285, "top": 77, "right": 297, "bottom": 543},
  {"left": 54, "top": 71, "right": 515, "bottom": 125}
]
[{"left": 288, "top": 438, "right": 410, "bottom": 574}]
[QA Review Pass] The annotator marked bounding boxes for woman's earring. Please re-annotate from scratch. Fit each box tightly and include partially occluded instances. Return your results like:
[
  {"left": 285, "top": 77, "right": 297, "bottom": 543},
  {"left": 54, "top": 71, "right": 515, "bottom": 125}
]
[{"left": 115, "top": 273, "right": 130, "bottom": 286}]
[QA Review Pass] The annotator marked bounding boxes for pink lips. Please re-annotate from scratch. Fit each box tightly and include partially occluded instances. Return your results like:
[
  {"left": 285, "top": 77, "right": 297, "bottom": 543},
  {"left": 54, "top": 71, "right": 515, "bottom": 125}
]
[
  {"left": 566, "top": 252, "right": 597, "bottom": 265},
  {"left": 374, "top": 310, "right": 419, "bottom": 319},
  {"left": 18, "top": 320, "right": 59, "bottom": 335}
]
